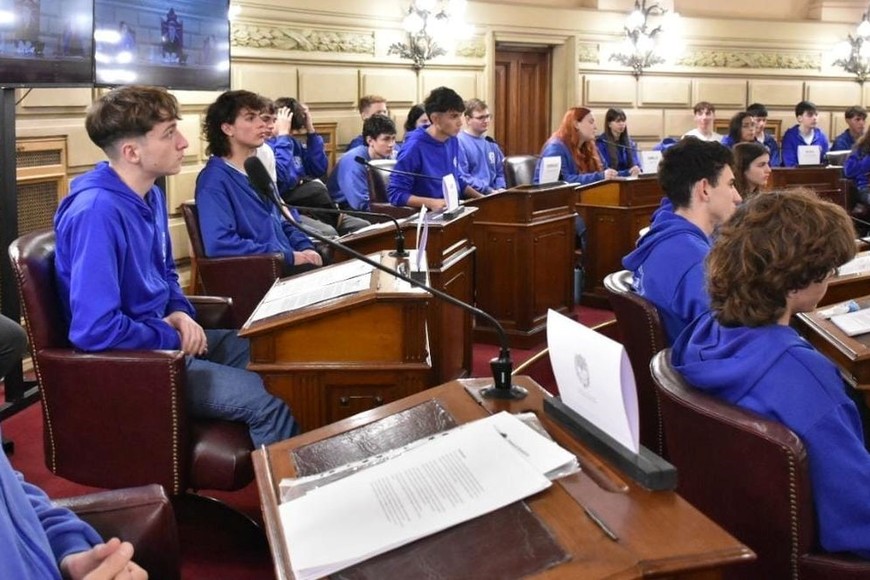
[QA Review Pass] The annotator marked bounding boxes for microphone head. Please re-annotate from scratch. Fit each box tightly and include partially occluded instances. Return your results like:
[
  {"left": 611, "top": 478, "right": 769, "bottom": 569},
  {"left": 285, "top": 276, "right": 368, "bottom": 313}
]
[
  {"left": 244, "top": 156, "right": 274, "bottom": 195},
  {"left": 354, "top": 156, "right": 369, "bottom": 166}
]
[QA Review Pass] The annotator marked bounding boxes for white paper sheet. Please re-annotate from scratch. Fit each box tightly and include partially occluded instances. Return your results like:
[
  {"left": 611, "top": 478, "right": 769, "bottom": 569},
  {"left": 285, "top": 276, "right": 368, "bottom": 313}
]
[
  {"left": 251, "top": 275, "right": 370, "bottom": 322},
  {"left": 797, "top": 145, "right": 821, "bottom": 165},
  {"left": 640, "top": 150, "right": 662, "bottom": 174},
  {"left": 280, "top": 422, "right": 552, "bottom": 580},
  {"left": 546, "top": 309, "right": 640, "bottom": 454},
  {"left": 837, "top": 254, "right": 870, "bottom": 277},
  {"left": 831, "top": 308, "right": 870, "bottom": 337},
  {"left": 442, "top": 174, "right": 460, "bottom": 210},
  {"left": 539, "top": 156, "right": 561, "bottom": 184}
]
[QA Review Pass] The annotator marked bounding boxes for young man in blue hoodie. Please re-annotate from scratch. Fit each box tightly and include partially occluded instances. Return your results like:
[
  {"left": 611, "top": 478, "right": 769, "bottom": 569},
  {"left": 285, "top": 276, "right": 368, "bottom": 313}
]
[
  {"left": 672, "top": 189, "right": 870, "bottom": 559},
  {"left": 327, "top": 114, "right": 397, "bottom": 210},
  {"left": 457, "top": 98, "right": 506, "bottom": 194},
  {"left": 55, "top": 85, "right": 297, "bottom": 448},
  {"left": 387, "top": 86, "right": 484, "bottom": 211},
  {"left": 622, "top": 137, "right": 741, "bottom": 344},
  {"left": 781, "top": 100, "right": 830, "bottom": 167},
  {"left": 0, "top": 318, "right": 146, "bottom": 579}
]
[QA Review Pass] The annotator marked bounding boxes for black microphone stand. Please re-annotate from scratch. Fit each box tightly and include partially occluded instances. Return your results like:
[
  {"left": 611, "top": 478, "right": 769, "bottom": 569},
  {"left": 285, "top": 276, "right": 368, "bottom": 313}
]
[
  {"left": 286, "top": 203, "right": 408, "bottom": 258},
  {"left": 271, "top": 186, "right": 526, "bottom": 399}
]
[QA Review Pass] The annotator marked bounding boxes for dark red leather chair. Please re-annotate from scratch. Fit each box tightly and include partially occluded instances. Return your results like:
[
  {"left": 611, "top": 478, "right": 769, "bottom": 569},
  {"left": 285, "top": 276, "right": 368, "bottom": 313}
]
[
  {"left": 9, "top": 229, "right": 254, "bottom": 497},
  {"left": 603, "top": 270, "right": 667, "bottom": 457},
  {"left": 58, "top": 484, "right": 180, "bottom": 580},
  {"left": 366, "top": 159, "right": 416, "bottom": 219},
  {"left": 181, "top": 201, "right": 284, "bottom": 328},
  {"left": 650, "top": 349, "right": 870, "bottom": 579},
  {"left": 503, "top": 155, "right": 538, "bottom": 188}
]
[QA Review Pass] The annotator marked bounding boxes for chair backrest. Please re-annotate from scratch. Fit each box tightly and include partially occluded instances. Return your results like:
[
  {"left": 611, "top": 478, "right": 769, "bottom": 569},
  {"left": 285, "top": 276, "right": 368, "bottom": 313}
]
[
  {"left": 8, "top": 229, "right": 69, "bottom": 353},
  {"left": 366, "top": 159, "right": 397, "bottom": 203},
  {"left": 180, "top": 201, "right": 206, "bottom": 260},
  {"left": 503, "top": 155, "right": 538, "bottom": 188},
  {"left": 650, "top": 349, "right": 815, "bottom": 579},
  {"left": 603, "top": 270, "right": 667, "bottom": 456}
]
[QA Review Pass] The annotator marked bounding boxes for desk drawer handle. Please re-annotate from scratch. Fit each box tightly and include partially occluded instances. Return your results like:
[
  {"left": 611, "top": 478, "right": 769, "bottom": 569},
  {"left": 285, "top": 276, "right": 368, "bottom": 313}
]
[{"left": 339, "top": 395, "right": 384, "bottom": 407}]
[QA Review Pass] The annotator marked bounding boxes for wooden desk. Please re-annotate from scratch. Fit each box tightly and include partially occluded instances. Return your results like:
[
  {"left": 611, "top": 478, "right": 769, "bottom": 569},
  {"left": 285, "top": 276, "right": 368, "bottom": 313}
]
[
  {"left": 332, "top": 209, "right": 477, "bottom": 383},
  {"left": 794, "top": 299, "right": 870, "bottom": 406},
  {"left": 819, "top": 251, "right": 870, "bottom": 307},
  {"left": 253, "top": 377, "right": 753, "bottom": 579},
  {"left": 466, "top": 184, "right": 576, "bottom": 348},
  {"left": 239, "top": 254, "right": 433, "bottom": 430},
  {"left": 575, "top": 176, "right": 663, "bottom": 307},
  {"left": 768, "top": 166, "right": 845, "bottom": 208}
]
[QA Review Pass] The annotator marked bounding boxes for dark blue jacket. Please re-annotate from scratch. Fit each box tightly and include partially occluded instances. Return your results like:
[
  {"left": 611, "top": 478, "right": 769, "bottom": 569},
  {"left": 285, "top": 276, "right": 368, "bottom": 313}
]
[
  {"left": 55, "top": 162, "right": 194, "bottom": 351},
  {"left": 387, "top": 127, "right": 468, "bottom": 206},
  {"left": 595, "top": 134, "right": 640, "bottom": 175},
  {"left": 832, "top": 129, "right": 858, "bottom": 152},
  {"left": 533, "top": 138, "right": 606, "bottom": 185},
  {"left": 270, "top": 133, "right": 328, "bottom": 197},
  {"left": 781, "top": 125, "right": 830, "bottom": 167},
  {"left": 327, "top": 145, "right": 371, "bottom": 209},
  {"left": 673, "top": 313, "right": 870, "bottom": 559},
  {"left": 844, "top": 149, "right": 870, "bottom": 191}
]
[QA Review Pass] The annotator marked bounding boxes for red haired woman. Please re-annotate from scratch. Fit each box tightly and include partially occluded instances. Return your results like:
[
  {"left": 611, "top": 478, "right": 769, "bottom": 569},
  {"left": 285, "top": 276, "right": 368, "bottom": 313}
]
[{"left": 534, "top": 107, "right": 617, "bottom": 185}]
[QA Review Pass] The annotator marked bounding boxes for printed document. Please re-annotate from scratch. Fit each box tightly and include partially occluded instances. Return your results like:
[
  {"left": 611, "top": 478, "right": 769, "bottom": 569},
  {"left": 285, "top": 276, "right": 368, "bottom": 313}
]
[
  {"left": 539, "top": 156, "right": 561, "bottom": 184},
  {"left": 831, "top": 308, "right": 870, "bottom": 337},
  {"left": 837, "top": 254, "right": 870, "bottom": 277},
  {"left": 546, "top": 309, "right": 640, "bottom": 454}
]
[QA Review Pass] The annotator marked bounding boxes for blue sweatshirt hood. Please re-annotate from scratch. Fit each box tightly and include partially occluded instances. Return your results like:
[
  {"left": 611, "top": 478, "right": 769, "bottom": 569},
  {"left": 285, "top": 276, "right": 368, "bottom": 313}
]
[
  {"left": 623, "top": 209, "right": 708, "bottom": 272},
  {"left": 59, "top": 161, "right": 150, "bottom": 219},
  {"left": 672, "top": 312, "right": 804, "bottom": 401}
]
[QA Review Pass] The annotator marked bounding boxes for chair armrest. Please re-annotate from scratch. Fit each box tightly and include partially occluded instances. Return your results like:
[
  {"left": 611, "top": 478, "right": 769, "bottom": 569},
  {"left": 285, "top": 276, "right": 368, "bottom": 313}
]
[
  {"left": 800, "top": 553, "right": 870, "bottom": 578},
  {"left": 37, "top": 348, "right": 190, "bottom": 494},
  {"left": 197, "top": 254, "right": 284, "bottom": 327},
  {"left": 189, "top": 295, "right": 234, "bottom": 329},
  {"left": 57, "top": 484, "right": 180, "bottom": 580}
]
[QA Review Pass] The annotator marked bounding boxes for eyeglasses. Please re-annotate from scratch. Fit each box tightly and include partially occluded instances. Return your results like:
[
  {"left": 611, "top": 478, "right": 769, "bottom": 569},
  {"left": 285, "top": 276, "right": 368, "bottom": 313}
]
[{"left": 470, "top": 114, "right": 492, "bottom": 121}]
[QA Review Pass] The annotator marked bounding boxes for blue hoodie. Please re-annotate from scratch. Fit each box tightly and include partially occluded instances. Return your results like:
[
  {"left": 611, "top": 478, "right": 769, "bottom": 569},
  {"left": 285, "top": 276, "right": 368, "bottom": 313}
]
[
  {"left": 844, "top": 149, "right": 870, "bottom": 191},
  {"left": 269, "top": 133, "right": 328, "bottom": 198},
  {"left": 0, "top": 426, "right": 101, "bottom": 579},
  {"left": 387, "top": 127, "right": 468, "bottom": 206},
  {"left": 673, "top": 313, "right": 870, "bottom": 559},
  {"left": 595, "top": 134, "right": 640, "bottom": 175},
  {"left": 457, "top": 131, "right": 506, "bottom": 193},
  {"left": 533, "top": 138, "right": 606, "bottom": 185},
  {"left": 195, "top": 156, "right": 315, "bottom": 268},
  {"left": 832, "top": 129, "right": 858, "bottom": 153},
  {"left": 55, "top": 162, "right": 195, "bottom": 352},
  {"left": 326, "top": 144, "right": 371, "bottom": 209},
  {"left": 622, "top": 209, "right": 710, "bottom": 344},
  {"left": 781, "top": 125, "right": 830, "bottom": 167}
]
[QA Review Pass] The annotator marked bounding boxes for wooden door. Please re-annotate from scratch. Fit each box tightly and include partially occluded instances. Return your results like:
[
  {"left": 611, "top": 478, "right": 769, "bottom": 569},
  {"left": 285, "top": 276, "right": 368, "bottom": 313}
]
[{"left": 494, "top": 47, "right": 551, "bottom": 157}]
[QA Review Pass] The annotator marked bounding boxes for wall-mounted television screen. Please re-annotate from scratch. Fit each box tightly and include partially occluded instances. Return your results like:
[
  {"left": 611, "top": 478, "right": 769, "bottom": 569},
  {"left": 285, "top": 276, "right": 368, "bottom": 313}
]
[
  {"left": 0, "top": 0, "right": 94, "bottom": 87},
  {"left": 93, "top": 0, "right": 230, "bottom": 91}
]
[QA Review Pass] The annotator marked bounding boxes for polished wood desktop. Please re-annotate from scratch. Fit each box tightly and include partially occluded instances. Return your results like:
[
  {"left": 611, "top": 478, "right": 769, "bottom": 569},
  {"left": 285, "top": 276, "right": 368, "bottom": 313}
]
[
  {"left": 239, "top": 254, "right": 433, "bottom": 430},
  {"left": 768, "top": 166, "right": 845, "bottom": 208},
  {"left": 253, "top": 377, "right": 754, "bottom": 579},
  {"left": 465, "top": 184, "right": 576, "bottom": 348},
  {"left": 331, "top": 208, "right": 476, "bottom": 383},
  {"left": 818, "top": 251, "right": 870, "bottom": 307},
  {"left": 575, "top": 176, "right": 663, "bottom": 307}
]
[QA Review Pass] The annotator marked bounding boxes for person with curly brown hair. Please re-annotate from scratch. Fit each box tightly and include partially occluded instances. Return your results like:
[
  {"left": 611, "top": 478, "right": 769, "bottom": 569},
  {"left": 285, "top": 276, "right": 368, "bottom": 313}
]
[{"left": 672, "top": 188, "right": 870, "bottom": 559}]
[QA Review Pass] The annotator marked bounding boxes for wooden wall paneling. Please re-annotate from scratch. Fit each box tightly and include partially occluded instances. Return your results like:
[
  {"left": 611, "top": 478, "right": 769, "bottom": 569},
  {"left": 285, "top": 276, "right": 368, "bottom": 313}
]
[
  {"left": 360, "top": 69, "right": 419, "bottom": 106},
  {"left": 806, "top": 81, "right": 863, "bottom": 109},
  {"left": 693, "top": 79, "right": 747, "bottom": 108},
  {"left": 420, "top": 70, "right": 480, "bottom": 102},
  {"left": 638, "top": 77, "right": 692, "bottom": 107},
  {"left": 584, "top": 75, "right": 636, "bottom": 107},
  {"left": 17, "top": 88, "right": 93, "bottom": 110},
  {"left": 747, "top": 79, "right": 804, "bottom": 108},
  {"left": 298, "top": 67, "right": 358, "bottom": 108},
  {"left": 493, "top": 48, "right": 550, "bottom": 157},
  {"left": 233, "top": 63, "right": 298, "bottom": 99}
]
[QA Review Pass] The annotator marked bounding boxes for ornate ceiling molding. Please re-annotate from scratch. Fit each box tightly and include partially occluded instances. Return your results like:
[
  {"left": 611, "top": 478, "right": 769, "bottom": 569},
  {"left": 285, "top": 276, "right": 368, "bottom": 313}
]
[
  {"left": 455, "top": 38, "right": 486, "bottom": 58},
  {"left": 232, "top": 23, "right": 375, "bottom": 54},
  {"left": 578, "top": 43, "right": 599, "bottom": 64},
  {"left": 676, "top": 49, "right": 821, "bottom": 70}
]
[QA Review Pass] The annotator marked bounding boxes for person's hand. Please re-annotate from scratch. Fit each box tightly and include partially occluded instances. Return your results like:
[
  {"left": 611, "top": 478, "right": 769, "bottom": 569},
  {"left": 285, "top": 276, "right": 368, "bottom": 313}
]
[
  {"left": 60, "top": 538, "right": 147, "bottom": 580},
  {"left": 163, "top": 311, "right": 207, "bottom": 356},
  {"left": 629, "top": 165, "right": 641, "bottom": 176},
  {"left": 300, "top": 102, "right": 315, "bottom": 133},
  {"left": 424, "top": 198, "right": 447, "bottom": 211},
  {"left": 294, "top": 249, "right": 323, "bottom": 266},
  {"left": 603, "top": 168, "right": 618, "bottom": 180},
  {"left": 463, "top": 187, "right": 484, "bottom": 199},
  {"left": 275, "top": 106, "right": 293, "bottom": 136}
]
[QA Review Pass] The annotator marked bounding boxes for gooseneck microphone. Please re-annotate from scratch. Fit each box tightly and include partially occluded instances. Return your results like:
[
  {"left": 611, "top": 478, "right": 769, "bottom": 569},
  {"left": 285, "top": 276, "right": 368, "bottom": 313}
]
[
  {"left": 353, "top": 156, "right": 444, "bottom": 182},
  {"left": 283, "top": 203, "right": 408, "bottom": 258},
  {"left": 245, "top": 155, "right": 526, "bottom": 400}
]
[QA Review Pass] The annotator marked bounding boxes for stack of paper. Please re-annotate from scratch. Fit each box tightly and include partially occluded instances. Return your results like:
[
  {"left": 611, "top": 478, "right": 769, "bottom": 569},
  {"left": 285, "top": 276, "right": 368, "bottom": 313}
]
[{"left": 278, "top": 412, "right": 575, "bottom": 579}]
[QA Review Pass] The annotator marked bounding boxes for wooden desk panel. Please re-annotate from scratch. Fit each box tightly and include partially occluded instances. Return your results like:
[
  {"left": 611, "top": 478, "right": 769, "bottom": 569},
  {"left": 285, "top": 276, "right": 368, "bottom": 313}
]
[
  {"left": 819, "top": 251, "right": 870, "bottom": 307},
  {"left": 254, "top": 377, "right": 752, "bottom": 579},
  {"left": 768, "top": 166, "right": 846, "bottom": 208}
]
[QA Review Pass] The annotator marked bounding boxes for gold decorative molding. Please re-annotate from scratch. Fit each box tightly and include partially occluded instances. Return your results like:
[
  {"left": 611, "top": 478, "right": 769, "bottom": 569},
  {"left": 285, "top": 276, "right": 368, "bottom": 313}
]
[
  {"left": 454, "top": 38, "right": 486, "bottom": 58},
  {"left": 578, "top": 43, "right": 599, "bottom": 64},
  {"left": 676, "top": 49, "right": 821, "bottom": 70},
  {"left": 232, "top": 23, "right": 374, "bottom": 54}
]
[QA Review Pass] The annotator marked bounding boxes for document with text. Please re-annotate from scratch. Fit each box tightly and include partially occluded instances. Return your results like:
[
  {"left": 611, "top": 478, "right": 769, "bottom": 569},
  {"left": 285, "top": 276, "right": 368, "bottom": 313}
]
[{"left": 279, "top": 420, "right": 553, "bottom": 580}]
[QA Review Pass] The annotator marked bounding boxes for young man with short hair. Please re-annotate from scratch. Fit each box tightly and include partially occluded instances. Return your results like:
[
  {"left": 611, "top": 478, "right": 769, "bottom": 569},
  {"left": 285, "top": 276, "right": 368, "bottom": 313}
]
[
  {"left": 622, "top": 137, "right": 741, "bottom": 344},
  {"left": 781, "top": 100, "right": 830, "bottom": 167},
  {"left": 672, "top": 189, "right": 870, "bottom": 559},
  {"left": 327, "top": 114, "right": 397, "bottom": 210},
  {"left": 745, "top": 102, "right": 781, "bottom": 167},
  {"left": 387, "top": 86, "right": 484, "bottom": 211},
  {"left": 196, "top": 90, "right": 323, "bottom": 271},
  {"left": 347, "top": 94, "right": 388, "bottom": 150},
  {"left": 832, "top": 105, "right": 867, "bottom": 151},
  {"left": 457, "top": 98, "right": 506, "bottom": 194},
  {"left": 56, "top": 86, "right": 297, "bottom": 449},
  {"left": 682, "top": 101, "right": 723, "bottom": 142}
]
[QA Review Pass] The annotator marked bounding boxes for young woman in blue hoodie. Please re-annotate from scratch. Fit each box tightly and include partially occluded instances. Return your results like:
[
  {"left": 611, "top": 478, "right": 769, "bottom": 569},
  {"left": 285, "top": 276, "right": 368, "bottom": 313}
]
[{"left": 672, "top": 188, "right": 870, "bottom": 559}]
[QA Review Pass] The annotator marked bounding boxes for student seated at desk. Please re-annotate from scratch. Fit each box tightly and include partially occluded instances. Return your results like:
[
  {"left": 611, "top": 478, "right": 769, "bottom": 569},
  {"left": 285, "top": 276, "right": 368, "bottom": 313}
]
[
  {"left": 782, "top": 100, "right": 830, "bottom": 167},
  {"left": 387, "top": 86, "right": 483, "bottom": 211},
  {"left": 672, "top": 188, "right": 870, "bottom": 559},
  {"left": 595, "top": 107, "right": 641, "bottom": 177},
  {"left": 720, "top": 111, "right": 757, "bottom": 149},
  {"left": 457, "top": 98, "right": 506, "bottom": 194},
  {"left": 746, "top": 102, "right": 782, "bottom": 168},
  {"left": 733, "top": 141, "right": 771, "bottom": 199},
  {"left": 622, "top": 137, "right": 740, "bottom": 344},
  {"left": 534, "top": 107, "right": 617, "bottom": 185},
  {"left": 844, "top": 131, "right": 870, "bottom": 215},
  {"left": 832, "top": 106, "right": 866, "bottom": 152},
  {"left": 327, "top": 115, "right": 397, "bottom": 211}
]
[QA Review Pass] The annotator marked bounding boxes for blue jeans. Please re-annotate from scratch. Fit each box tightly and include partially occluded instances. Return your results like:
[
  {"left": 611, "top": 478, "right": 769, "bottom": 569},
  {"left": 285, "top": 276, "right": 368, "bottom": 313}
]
[{"left": 185, "top": 329, "right": 297, "bottom": 447}]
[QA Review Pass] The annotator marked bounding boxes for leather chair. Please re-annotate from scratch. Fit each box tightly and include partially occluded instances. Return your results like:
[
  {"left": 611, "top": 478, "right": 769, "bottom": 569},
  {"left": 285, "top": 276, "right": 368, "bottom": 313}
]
[
  {"left": 9, "top": 229, "right": 254, "bottom": 497},
  {"left": 503, "top": 155, "right": 538, "bottom": 188},
  {"left": 603, "top": 270, "right": 667, "bottom": 457},
  {"left": 58, "top": 484, "right": 180, "bottom": 580},
  {"left": 181, "top": 201, "right": 284, "bottom": 328},
  {"left": 365, "top": 159, "right": 416, "bottom": 219},
  {"left": 650, "top": 349, "right": 870, "bottom": 579}
]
